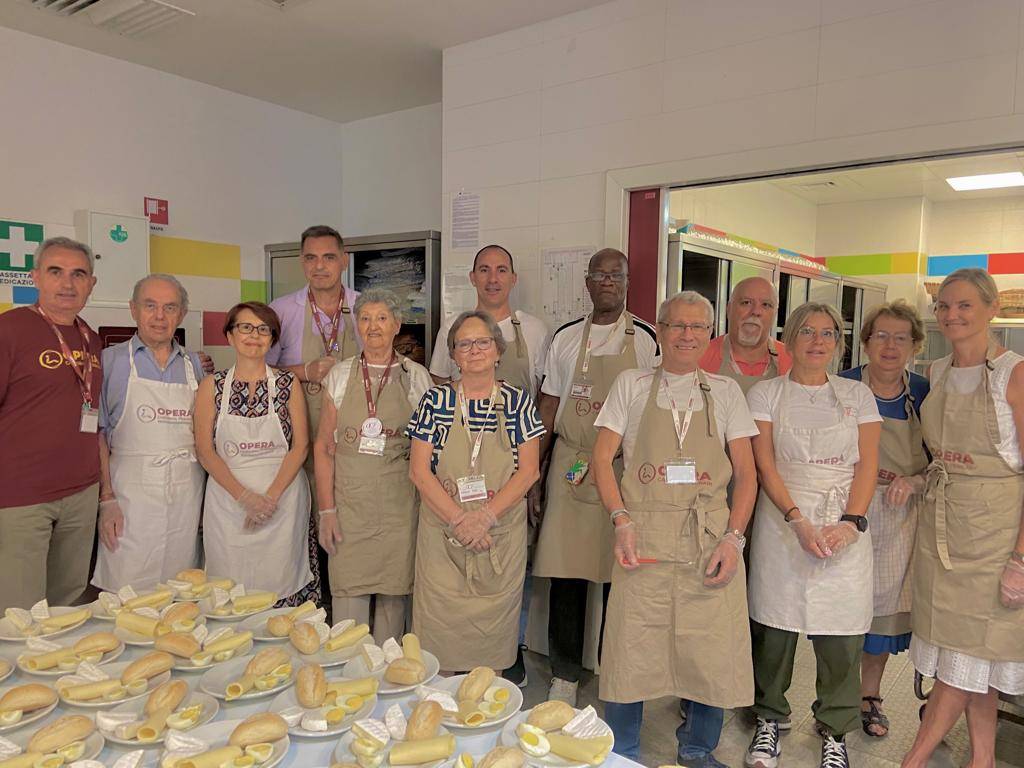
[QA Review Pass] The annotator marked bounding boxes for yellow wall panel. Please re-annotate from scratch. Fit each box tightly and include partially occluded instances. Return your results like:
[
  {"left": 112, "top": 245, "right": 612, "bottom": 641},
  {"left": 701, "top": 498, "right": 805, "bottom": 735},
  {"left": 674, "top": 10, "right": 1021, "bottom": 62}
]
[{"left": 150, "top": 235, "right": 241, "bottom": 280}]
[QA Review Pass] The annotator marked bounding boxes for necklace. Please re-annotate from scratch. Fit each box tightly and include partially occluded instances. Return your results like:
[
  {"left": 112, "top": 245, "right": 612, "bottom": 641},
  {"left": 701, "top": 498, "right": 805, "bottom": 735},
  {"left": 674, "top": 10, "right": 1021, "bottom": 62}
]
[{"left": 798, "top": 382, "right": 820, "bottom": 403}]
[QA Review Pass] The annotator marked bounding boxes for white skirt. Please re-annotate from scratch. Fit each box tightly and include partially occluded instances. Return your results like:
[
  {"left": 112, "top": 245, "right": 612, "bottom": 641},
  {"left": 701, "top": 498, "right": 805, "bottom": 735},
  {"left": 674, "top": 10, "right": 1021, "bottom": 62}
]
[{"left": 911, "top": 636, "right": 1024, "bottom": 695}]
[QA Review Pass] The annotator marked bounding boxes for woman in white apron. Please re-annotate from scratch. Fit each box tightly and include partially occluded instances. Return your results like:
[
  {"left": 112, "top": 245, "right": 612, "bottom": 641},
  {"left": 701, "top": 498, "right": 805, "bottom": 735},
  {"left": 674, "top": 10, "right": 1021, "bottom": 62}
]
[
  {"left": 903, "top": 268, "right": 1024, "bottom": 768},
  {"left": 838, "top": 300, "right": 930, "bottom": 739},
  {"left": 407, "top": 310, "right": 545, "bottom": 672},
  {"left": 745, "top": 302, "right": 882, "bottom": 768},
  {"left": 194, "top": 302, "right": 313, "bottom": 603},
  {"left": 314, "top": 288, "right": 432, "bottom": 640}
]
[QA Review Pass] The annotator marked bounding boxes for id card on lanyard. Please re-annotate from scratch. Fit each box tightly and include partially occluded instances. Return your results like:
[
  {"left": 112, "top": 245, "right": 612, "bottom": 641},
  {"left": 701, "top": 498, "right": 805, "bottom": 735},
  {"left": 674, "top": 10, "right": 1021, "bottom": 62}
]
[
  {"left": 358, "top": 353, "right": 395, "bottom": 456},
  {"left": 456, "top": 384, "right": 498, "bottom": 503},
  {"left": 308, "top": 288, "right": 345, "bottom": 355},
  {"left": 663, "top": 372, "right": 700, "bottom": 484},
  {"left": 36, "top": 305, "right": 97, "bottom": 433}
]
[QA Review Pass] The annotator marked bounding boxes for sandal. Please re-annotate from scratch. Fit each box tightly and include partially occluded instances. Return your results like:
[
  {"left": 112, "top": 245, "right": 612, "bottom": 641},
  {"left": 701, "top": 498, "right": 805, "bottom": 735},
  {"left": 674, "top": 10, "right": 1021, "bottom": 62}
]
[{"left": 861, "top": 696, "right": 889, "bottom": 738}]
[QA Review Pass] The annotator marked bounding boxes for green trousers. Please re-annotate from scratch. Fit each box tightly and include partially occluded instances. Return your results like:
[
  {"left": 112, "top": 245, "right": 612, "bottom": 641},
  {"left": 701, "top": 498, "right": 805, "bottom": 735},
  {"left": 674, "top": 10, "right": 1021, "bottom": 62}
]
[{"left": 750, "top": 620, "right": 863, "bottom": 737}]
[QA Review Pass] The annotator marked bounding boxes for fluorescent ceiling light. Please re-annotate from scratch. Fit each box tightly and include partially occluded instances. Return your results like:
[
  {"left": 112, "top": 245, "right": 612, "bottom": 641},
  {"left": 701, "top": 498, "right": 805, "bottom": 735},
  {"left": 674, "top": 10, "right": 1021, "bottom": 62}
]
[{"left": 946, "top": 171, "right": 1024, "bottom": 191}]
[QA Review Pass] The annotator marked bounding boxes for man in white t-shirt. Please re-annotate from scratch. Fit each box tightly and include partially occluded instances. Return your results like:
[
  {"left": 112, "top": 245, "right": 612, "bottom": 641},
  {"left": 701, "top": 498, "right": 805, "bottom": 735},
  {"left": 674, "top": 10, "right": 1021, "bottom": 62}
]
[
  {"left": 429, "top": 245, "right": 549, "bottom": 396},
  {"left": 532, "top": 248, "right": 659, "bottom": 706}
]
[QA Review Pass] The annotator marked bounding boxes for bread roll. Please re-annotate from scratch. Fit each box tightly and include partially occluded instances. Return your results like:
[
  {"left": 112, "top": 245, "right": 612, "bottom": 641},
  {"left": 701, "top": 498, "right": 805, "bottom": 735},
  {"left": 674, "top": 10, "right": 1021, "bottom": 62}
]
[
  {"left": 155, "top": 632, "right": 201, "bottom": 659},
  {"left": 121, "top": 651, "right": 174, "bottom": 684},
  {"left": 228, "top": 712, "right": 288, "bottom": 746},
  {"left": 527, "top": 700, "right": 575, "bottom": 731},
  {"left": 289, "top": 622, "right": 321, "bottom": 655},
  {"left": 74, "top": 631, "right": 120, "bottom": 656},
  {"left": 478, "top": 747, "right": 526, "bottom": 768},
  {"left": 176, "top": 569, "right": 207, "bottom": 586},
  {"left": 0, "top": 683, "right": 58, "bottom": 713},
  {"left": 27, "top": 714, "right": 95, "bottom": 753},
  {"left": 163, "top": 602, "right": 200, "bottom": 625},
  {"left": 266, "top": 615, "right": 293, "bottom": 637},
  {"left": 401, "top": 633, "right": 422, "bottom": 664},
  {"left": 383, "top": 657, "right": 425, "bottom": 685},
  {"left": 296, "top": 663, "right": 326, "bottom": 708},
  {"left": 456, "top": 667, "right": 495, "bottom": 703},
  {"left": 178, "top": 746, "right": 243, "bottom": 768},
  {"left": 145, "top": 679, "right": 188, "bottom": 715},
  {"left": 123, "top": 589, "right": 174, "bottom": 612},
  {"left": 39, "top": 607, "right": 92, "bottom": 630},
  {"left": 245, "top": 647, "right": 291, "bottom": 677},
  {"left": 389, "top": 734, "right": 456, "bottom": 765},
  {"left": 405, "top": 701, "right": 442, "bottom": 741}
]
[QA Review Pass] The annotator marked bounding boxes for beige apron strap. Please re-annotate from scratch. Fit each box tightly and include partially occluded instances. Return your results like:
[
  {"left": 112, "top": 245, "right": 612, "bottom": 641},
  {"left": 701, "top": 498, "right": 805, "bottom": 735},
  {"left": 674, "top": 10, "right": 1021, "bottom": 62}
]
[
  {"left": 510, "top": 312, "right": 525, "bottom": 358},
  {"left": 926, "top": 462, "right": 952, "bottom": 570}
]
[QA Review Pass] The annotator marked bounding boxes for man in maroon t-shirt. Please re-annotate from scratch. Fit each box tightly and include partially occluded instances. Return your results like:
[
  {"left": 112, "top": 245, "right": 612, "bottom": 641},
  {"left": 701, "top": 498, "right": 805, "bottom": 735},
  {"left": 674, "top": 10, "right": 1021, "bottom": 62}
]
[{"left": 0, "top": 237, "right": 101, "bottom": 612}]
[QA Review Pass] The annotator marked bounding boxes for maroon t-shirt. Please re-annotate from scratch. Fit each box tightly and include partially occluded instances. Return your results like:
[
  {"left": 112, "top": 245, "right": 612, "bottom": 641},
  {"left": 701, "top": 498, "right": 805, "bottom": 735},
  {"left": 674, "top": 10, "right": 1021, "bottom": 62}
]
[{"left": 0, "top": 307, "right": 103, "bottom": 507}]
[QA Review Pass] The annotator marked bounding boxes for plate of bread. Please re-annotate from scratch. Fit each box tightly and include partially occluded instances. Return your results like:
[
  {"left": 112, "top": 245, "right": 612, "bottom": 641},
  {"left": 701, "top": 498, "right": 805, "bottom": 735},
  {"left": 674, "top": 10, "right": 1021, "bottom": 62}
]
[
  {"left": 16, "top": 631, "right": 124, "bottom": 676},
  {"left": 55, "top": 652, "right": 174, "bottom": 709},
  {"left": 269, "top": 663, "right": 378, "bottom": 738},
  {"left": 0, "top": 683, "right": 59, "bottom": 733},
  {"left": 157, "top": 713, "right": 289, "bottom": 768},
  {"left": 499, "top": 703, "right": 614, "bottom": 768},
  {"left": 3, "top": 714, "right": 104, "bottom": 765},
  {"left": 97, "top": 679, "right": 219, "bottom": 747},
  {"left": 0, "top": 604, "right": 93, "bottom": 642},
  {"left": 198, "top": 647, "right": 295, "bottom": 702},
  {"left": 333, "top": 700, "right": 455, "bottom": 768},
  {"left": 342, "top": 634, "right": 438, "bottom": 696},
  {"left": 423, "top": 667, "right": 522, "bottom": 731}
]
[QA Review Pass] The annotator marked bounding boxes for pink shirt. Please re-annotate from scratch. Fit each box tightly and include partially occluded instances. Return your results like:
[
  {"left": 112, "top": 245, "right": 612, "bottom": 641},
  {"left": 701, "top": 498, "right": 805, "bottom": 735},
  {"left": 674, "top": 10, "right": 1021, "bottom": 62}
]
[
  {"left": 699, "top": 334, "right": 792, "bottom": 377},
  {"left": 266, "top": 285, "right": 361, "bottom": 368}
]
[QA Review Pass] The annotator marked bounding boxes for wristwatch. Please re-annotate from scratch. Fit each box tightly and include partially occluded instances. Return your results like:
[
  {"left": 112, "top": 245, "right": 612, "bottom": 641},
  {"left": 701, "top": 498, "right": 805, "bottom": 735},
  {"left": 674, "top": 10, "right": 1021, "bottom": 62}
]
[{"left": 840, "top": 514, "right": 868, "bottom": 533}]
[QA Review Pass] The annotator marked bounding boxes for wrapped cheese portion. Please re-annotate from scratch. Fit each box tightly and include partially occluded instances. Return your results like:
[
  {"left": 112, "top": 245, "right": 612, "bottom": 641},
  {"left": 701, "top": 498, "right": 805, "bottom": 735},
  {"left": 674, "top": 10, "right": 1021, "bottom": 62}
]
[
  {"left": 177, "top": 746, "right": 243, "bottom": 768},
  {"left": 388, "top": 734, "right": 456, "bottom": 765},
  {"left": 545, "top": 733, "right": 613, "bottom": 766}
]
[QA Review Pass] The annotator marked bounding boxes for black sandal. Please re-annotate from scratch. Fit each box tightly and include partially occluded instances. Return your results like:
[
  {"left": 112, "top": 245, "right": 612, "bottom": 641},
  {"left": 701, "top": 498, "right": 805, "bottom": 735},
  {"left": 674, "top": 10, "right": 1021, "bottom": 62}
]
[{"left": 861, "top": 696, "right": 889, "bottom": 738}]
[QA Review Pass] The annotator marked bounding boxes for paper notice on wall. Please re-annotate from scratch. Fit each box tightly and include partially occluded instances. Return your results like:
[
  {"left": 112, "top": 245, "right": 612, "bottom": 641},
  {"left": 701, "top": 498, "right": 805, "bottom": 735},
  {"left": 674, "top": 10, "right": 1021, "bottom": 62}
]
[
  {"left": 442, "top": 268, "right": 477, "bottom": 322},
  {"left": 541, "top": 246, "right": 595, "bottom": 327},
  {"left": 451, "top": 192, "right": 480, "bottom": 250}
]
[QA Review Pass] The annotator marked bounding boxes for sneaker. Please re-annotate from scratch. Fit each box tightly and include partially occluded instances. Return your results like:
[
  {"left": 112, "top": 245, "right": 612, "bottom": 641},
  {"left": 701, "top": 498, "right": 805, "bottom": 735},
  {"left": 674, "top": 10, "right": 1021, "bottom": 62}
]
[
  {"left": 548, "top": 677, "right": 579, "bottom": 706},
  {"left": 819, "top": 734, "right": 849, "bottom": 768},
  {"left": 501, "top": 644, "right": 528, "bottom": 688},
  {"left": 744, "top": 717, "right": 781, "bottom": 768},
  {"left": 678, "top": 753, "right": 729, "bottom": 768}
]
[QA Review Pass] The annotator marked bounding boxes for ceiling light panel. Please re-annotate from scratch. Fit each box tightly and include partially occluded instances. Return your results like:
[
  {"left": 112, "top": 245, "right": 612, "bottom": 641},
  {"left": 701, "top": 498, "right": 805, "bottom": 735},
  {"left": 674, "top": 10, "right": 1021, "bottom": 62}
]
[{"left": 946, "top": 171, "right": 1024, "bottom": 191}]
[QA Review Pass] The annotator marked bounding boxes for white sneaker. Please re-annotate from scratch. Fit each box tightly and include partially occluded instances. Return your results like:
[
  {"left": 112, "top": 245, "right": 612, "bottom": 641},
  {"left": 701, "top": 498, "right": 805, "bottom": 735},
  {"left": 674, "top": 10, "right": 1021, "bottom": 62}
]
[{"left": 548, "top": 677, "right": 578, "bottom": 706}]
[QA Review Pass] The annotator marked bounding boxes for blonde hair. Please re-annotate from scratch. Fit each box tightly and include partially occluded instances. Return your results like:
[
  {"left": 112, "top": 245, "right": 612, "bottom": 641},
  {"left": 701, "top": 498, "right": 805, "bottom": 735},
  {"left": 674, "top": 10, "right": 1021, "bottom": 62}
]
[
  {"left": 937, "top": 267, "right": 998, "bottom": 306},
  {"left": 782, "top": 302, "right": 846, "bottom": 361},
  {"left": 859, "top": 299, "right": 924, "bottom": 351}
]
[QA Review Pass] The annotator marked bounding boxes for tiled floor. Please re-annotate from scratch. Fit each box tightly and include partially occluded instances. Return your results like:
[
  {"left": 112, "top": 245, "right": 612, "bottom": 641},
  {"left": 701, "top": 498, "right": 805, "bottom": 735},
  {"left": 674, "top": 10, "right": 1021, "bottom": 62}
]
[{"left": 518, "top": 639, "right": 1024, "bottom": 768}]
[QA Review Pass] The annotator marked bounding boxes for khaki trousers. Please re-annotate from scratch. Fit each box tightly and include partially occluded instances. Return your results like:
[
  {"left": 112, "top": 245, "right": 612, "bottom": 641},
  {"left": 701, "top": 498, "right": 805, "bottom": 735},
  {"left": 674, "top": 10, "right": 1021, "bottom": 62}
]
[
  {"left": 333, "top": 594, "right": 408, "bottom": 645},
  {"left": 0, "top": 483, "right": 99, "bottom": 612}
]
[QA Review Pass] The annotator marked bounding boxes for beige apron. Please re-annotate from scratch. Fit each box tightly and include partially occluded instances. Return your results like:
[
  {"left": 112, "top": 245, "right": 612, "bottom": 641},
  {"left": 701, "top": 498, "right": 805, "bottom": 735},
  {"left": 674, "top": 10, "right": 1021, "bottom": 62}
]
[
  {"left": 913, "top": 345, "right": 1024, "bottom": 660},
  {"left": 534, "top": 314, "right": 638, "bottom": 583},
  {"left": 718, "top": 338, "right": 780, "bottom": 396},
  {"left": 495, "top": 312, "right": 533, "bottom": 395},
  {"left": 862, "top": 366, "right": 928, "bottom": 636},
  {"left": 599, "top": 368, "right": 753, "bottom": 707},
  {"left": 411, "top": 387, "right": 528, "bottom": 670},
  {"left": 330, "top": 357, "right": 418, "bottom": 597}
]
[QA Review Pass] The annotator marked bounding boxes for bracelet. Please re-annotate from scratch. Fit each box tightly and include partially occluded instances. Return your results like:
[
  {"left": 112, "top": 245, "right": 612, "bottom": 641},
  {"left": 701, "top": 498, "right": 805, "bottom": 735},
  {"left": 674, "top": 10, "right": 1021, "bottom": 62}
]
[
  {"left": 783, "top": 506, "right": 801, "bottom": 522},
  {"left": 609, "top": 509, "right": 630, "bottom": 525},
  {"left": 724, "top": 530, "right": 746, "bottom": 551},
  {"left": 318, "top": 507, "right": 338, "bottom": 518},
  {"left": 99, "top": 498, "right": 118, "bottom": 508}
]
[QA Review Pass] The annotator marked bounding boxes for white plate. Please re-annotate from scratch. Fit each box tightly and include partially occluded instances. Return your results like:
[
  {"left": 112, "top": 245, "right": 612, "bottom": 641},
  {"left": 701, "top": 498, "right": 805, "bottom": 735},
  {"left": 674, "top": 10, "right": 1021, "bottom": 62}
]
[
  {"left": 114, "top": 626, "right": 157, "bottom": 647},
  {"left": 343, "top": 650, "right": 440, "bottom": 695},
  {"left": 56, "top": 661, "right": 173, "bottom": 709},
  {"left": 333, "top": 724, "right": 452, "bottom": 768},
  {"left": 202, "top": 604, "right": 276, "bottom": 622},
  {"left": 163, "top": 718, "right": 289, "bottom": 768},
  {"left": 98, "top": 690, "right": 220, "bottom": 747},
  {"left": 238, "top": 607, "right": 293, "bottom": 642},
  {"left": 16, "top": 639, "right": 125, "bottom": 677},
  {"left": 6, "top": 719, "right": 105, "bottom": 760},
  {"left": 499, "top": 708, "right": 614, "bottom": 768},
  {"left": 198, "top": 652, "right": 296, "bottom": 702},
  {"left": 291, "top": 635, "right": 375, "bottom": 670},
  {"left": 173, "top": 638, "right": 254, "bottom": 672},
  {"left": 0, "top": 682, "right": 59, "bottom": 733},
  {"left": 430, "top": 674, "right": 523, "bottom": 731},
  {"left": 0, "top": 606, "right": 93, "bottom": 642},
  {"left": 269, "top": 683, "right": 376, "bottom": 738}
]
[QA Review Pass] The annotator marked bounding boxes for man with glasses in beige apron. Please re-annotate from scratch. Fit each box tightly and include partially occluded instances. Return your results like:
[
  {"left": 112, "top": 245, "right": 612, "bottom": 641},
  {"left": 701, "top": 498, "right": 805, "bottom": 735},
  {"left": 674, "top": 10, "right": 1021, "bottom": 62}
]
[{"left": 533, "top": 248, "right": 659, "bottom": 706}]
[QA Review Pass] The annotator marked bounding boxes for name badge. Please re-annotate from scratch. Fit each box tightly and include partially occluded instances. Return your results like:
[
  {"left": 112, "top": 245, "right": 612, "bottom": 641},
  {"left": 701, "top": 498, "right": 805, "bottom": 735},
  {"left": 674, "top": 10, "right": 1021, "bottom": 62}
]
[
  {"left": 80, "top": 405, "right": 99, "bottom": 434},
  {"left": 456, "top": 474, "right": 488, "bottom": 503},
  {"left": 665, "top": 458, "right": 697, "bottom": 485},
  {"left": 570, "top": 382, "right": 593, "bottom": 400},
  {"left": 358, "top": 435, "right": 386, "bottom": 456}
]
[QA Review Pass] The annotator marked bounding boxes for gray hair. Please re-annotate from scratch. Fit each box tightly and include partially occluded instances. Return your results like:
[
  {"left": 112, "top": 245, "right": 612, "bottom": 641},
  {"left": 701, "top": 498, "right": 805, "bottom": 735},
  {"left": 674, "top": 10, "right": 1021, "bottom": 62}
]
[
  {"left": 658, "top": 290, "right": 714, "bottom": 326},
  {"left": 353, "top": 288, "right": 403, "bottom": 324},
  {"left": 34, "top": 237, "right": 94, "bottom": 273},
  {"left": 448, "top": 310, "right": 508, "bottom": 358},
  {"left": 132, "top": 273, "right": 189, "bottom": 311},
  {"left": 938, "top": 267, "right": 999, "bottom": 306},
  {"left": 782, "top": 301, "right": 847, "bottom": 361}
]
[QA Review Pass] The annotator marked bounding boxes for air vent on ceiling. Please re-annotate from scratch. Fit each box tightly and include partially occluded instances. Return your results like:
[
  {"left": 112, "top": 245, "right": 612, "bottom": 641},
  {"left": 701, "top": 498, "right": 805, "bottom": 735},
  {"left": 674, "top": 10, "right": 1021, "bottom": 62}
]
[
  {"left": 257, "top": 0, "right": 314, "bottom": 9},
  {"left": 790, "top": 180, "right": 838, "bottom": 192},
  {"left": 31, "top": 0, "right": 195, "bottom": 36}
]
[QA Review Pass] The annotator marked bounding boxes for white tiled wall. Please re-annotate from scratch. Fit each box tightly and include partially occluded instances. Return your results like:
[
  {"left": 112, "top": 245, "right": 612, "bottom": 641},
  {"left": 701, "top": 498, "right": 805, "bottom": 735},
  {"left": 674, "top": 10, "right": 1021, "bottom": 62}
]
[
  {"left": 929, "top": 197, "right": 1024, "bottom": 254},
  {"left": 443, "top": 0, "right": 1024, "bottom": 329}
]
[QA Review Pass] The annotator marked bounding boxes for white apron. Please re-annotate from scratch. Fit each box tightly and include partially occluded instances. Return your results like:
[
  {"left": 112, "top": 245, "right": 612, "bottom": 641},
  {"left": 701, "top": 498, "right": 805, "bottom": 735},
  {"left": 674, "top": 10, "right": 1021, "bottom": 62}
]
[
  {"left": 93, "top": 348, "right": 204, "bottom": 591},
  {"left": 748, "top": 374, "right": 873, "bottom": 635},
  {"left": 203, "top": 366, "right": 311, "bottom": 597}
]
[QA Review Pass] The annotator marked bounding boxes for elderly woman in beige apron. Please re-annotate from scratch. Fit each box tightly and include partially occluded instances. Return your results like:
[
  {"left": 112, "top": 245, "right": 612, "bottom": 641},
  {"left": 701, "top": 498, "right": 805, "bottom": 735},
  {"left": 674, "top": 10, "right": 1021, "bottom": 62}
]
[
  {"left": 745, "top": 302, "right": 882, "bottom": 768},
  {"left": 592, "top": 291, "right": 759, "bottom": 767},
  {"left": 838, "top": 300, "right": 930, "bottom": 739},
  {"left": 407, "top": 310, "right": 544, "bottom": 671},
  {"left": 313, "top": 288, "right": 432, "bottom": 640},
  {"left": 903, "top": 268, "right": 1024, "bottom": 768}
]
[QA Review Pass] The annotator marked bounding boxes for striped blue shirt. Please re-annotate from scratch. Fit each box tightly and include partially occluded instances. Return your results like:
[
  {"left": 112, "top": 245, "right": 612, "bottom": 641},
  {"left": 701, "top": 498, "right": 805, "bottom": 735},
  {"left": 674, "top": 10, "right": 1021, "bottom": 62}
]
[{"left": 406, "top": 382, "right": 545, "bottom": 472}]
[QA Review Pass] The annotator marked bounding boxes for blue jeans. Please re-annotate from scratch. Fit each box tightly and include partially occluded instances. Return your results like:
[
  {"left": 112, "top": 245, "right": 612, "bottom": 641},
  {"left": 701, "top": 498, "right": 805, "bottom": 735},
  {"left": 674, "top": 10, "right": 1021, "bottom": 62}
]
[{"left": 603, "top": 699, "right": 724, "bottom": 762}]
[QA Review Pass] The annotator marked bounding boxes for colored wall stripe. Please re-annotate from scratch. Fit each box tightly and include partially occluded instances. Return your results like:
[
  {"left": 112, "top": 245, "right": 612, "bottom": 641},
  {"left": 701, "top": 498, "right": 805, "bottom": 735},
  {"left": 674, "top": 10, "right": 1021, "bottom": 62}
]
[
  {"left": 150, "top": 235, "right": 241, "bottom": 280},
  {"left": 0, "top": 303, "right": 12, "bottom": 314},
  {"left": 825, "top": 253, "right": 891, "bottom": 276},
  {"left": 12, "top": 286, "right": 38, "bottom": 304},
  {"left": 241, "top": 280, "right": 267, "bottom": 303},
  {"left": 202, "top": 311, "right": 230, "bottom": 346},
  {"left": 988, "top": 252, "right": 1024, "bottom": 274},
  {"left": 926, "top": 254, "right": 988, "bottom": 276}
]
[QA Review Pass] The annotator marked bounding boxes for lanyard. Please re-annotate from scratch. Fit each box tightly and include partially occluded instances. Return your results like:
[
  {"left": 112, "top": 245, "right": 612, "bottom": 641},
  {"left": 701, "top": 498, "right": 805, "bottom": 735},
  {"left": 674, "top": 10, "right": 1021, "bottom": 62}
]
[
  {"left": 581, "top": 311, "right": 625, "bottom": 376},
  {"left": 359, "top": 352, "right": 396, "bottom": 419},
  {"left": 308, "top": 288, "right": 345, "bottom": 355},
  {"left": 662, "top": 371, "right": 700, "bottom": 452},
  {"left": 458, "top": 383, "right": 499, "bottom": 472},
  {"left": 35, "top": 304, "right": 94, "bottom": 407}
]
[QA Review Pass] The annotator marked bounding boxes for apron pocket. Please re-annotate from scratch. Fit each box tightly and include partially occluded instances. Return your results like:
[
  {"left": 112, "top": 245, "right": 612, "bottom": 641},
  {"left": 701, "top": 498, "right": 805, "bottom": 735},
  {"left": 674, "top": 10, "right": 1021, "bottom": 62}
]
[{"left": 440, "top": 529, "right": 517, "bottom": 597}]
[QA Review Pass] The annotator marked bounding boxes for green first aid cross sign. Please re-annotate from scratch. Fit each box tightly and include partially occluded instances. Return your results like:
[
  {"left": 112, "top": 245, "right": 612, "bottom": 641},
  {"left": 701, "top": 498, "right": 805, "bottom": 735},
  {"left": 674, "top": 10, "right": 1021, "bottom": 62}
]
[{"left": 0, "top": 221, "right": 44, "bottom": 271}]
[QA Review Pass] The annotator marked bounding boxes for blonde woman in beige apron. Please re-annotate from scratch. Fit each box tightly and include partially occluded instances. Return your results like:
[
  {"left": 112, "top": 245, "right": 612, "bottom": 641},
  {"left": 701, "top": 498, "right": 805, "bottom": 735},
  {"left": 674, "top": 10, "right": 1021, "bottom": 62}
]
[
  {"left": 313, "top": 289, "right": 432, "bottom": 641},
  {"left": 745, "top": 302, "right": 882, "bottom": 768},
  {"left": 407, "top": 310, "right": 544, "bottom": 671},
  {"left": 903, "top": 269, "right": 1024, "bottom": 768}
]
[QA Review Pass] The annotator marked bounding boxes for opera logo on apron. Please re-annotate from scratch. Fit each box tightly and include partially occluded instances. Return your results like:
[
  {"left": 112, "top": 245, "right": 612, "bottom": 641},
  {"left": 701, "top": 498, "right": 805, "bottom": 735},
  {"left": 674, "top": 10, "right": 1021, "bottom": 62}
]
[
  {"left": 136, "top": 403, "right": 192, "bottom": 424},
  {"left": 930, "top": 447, "right": 975, "bottom": 469},
  {"left": 573, "top": 398, "right": 604, "bottom": 417},
  {"left": 341, "top": 423, "right": 400, "bottom": 444},
  {"left": 636, "top": 462, "right": 713, "bottom": 486},
  {"left": 222, "top": 440, "right": 279, "bottom": 458}
]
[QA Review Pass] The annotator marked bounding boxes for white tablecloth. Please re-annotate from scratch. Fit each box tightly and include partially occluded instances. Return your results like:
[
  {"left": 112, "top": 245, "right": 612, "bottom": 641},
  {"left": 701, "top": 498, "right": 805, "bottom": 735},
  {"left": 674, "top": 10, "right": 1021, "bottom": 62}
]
[{"left": 0, "top": 618, "right": 645, "bottom": 768}]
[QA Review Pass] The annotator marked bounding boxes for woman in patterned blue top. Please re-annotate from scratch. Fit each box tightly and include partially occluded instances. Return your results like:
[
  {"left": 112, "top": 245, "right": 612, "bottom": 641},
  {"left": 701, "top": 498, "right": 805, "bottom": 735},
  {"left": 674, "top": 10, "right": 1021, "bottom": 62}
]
[
  {"left": 407, "top": 310, "right": 545, "bottom": 673},
  {"left": 839, "top": 300, "right": 929, "bottom": 739}
]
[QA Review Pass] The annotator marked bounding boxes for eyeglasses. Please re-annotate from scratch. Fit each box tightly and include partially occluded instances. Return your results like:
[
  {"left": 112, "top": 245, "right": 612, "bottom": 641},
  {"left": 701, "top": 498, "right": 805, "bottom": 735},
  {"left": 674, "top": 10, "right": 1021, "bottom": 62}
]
[
  {"left": 659, "top": 322, "right": 712, "bottom": 334},
  {"left": 586, "top": 271, "right": 627, "bottom": 284},
  {"left": 231, "top": 322, "right": 273, "bottom": 337},
  {"left": 869, "top": 330, "right": 913, "bottom": 346},
  {"left": 797, "top": 327, "right": 840, "bottom": 341},
  {"left": 454, "top": 337, "right": 495, "bottom": 353}
]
